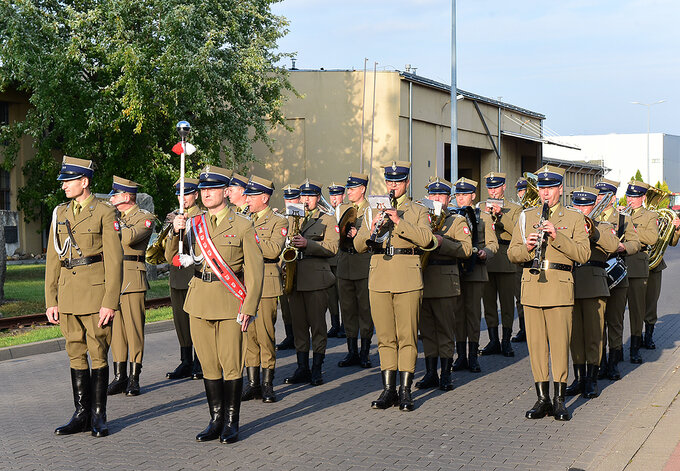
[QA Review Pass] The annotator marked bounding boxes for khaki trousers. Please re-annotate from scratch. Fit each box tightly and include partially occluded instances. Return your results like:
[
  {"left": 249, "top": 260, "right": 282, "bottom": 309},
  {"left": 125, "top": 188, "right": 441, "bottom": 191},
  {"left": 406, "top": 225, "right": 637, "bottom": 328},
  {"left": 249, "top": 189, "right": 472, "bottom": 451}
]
[
  {"left": 571, "top": 297, "right": 605, "bottom": 365},
  {"left": 515, "top": 269, "right": 524, "bottom": 319},
  {"left": 338, "top": 277, "right": 373, "bottom": 339},
  {"left": 420, "top": 297, "right": 457, "bottom": 358},
  {"left": 245, "top": 297, "right": 277, "bottom": 369},
  {"left": 454, "top": 280, "right": 483, "bottom": 343},
  {"left": 289, "top": 289, "right": 328, "bottom": 354},
  {"left": 524, "top": 305, "right": 573, "bottom": 383},
  {"left": 604, "top": 285, "right": 627, "bottom": 350},
  {"left": 190, "top": 317, "right": 244, "bottom": 381},
  {"left": 645, "top": 270, "right": 662, "bottom": 325},
  {"left": 369, "top": 290, "right": 422, "bottom": 373},
  {"left": 170, "top": 287, "right": 192, "bottom": 347},
  {"left": 482, "top": 272, "right": 516, "bottom": 329},
  {"left": 111, "top": 291, "right": 146, "bottom": 363},
  {"left": 61, "top": 313, "right": 111, "bottom": 370},
  {"left": 627, "top": 277, "right": 648, "bottom": 336}
]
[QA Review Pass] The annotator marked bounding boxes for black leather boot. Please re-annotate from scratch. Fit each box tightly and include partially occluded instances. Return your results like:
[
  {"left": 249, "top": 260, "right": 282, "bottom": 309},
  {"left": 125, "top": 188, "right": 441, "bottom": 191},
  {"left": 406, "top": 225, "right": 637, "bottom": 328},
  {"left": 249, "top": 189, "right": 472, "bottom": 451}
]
[
  {"left": 468, "top": 342, "right": 481, "bottom": 373},
  {"left": 583, "top": 364, "right": 599, "bottom": 398},
  {"left": 220, "top": 378, "right": 242, "bottom": 444},
  {"left": 107, "top": 362, "right": 128, "bottom": 395},
  {"left": 501, "top": 327, "right": 515, "bottom": 357},
  {"left": 607, "top": 347, "right": 622, "bottom": 380},
  {"left": 337, "top": 323, "right": 346, "bottom": 338},
  {"left": 261, "top": 368, "right": 277, "bottom": 403},
  {"left": 191, "top": 350, "right": 203, "bottom": 380},
  {"left": 630, "top": 336, "right": 643, "bottom": 364},
  {"left": 371, "top": 370, "right": 398, "bottom": 409},
  {"left": 90, "top": 366, "right": 109, "bottom": 437},
  {"left": 439, "top": 358, "right": 454, "bottom": 391},
  {"left": 276, "top": 323, "right": 295, "bottom": 350},
  {"left": 452, "top": 342, "right": 468, "bottom": 371},
  {"left": 327, "top": 315, "right": 342, "bottom": 338},
  {"left": 125, "top": 363, "right": 142, "bottom": 396},
  {"left": 241, "top": 366, "right": 262, "bottom": 401},
  {"left": 511, "top": 316, "right": 526, "bottom": 342},
  {"left": 196, "top": 379, "right": 224, "bottom": 442},
  {"left": 565, "top": 364, "right": 585, "bottom": 396},
  {"left": 284, "top": 351, "right": 311, "bottom": 384},
  {"left": 398, "top": 371, "right": 415, "bottom": 412},
  {"left": 598, "top": 350, "right": 608, "bottom": 380},
  {"left": 480, "top": 327, "right": 501, "bottom": 355},
  {"left": 338, "top": 338, "right": 360, "bottom": 367},
  {"left": 415, "top": 357, "right": 439, "bottom": 389},
  {"left": 552, "top": 382, "right": 571, "bottom": 421},
  {"left": 525, "top": 381, "right": 553, "bottom": 419},
  {"left": 643, "top": 323, "right": 656, "bottom": 349},
  {"left": 359, "top": 338, "right": 372, "bottom": 368},
  {"left": 166, "top": 346, "right": 193, "bottom": 379},
  {"left": 310, "top": 353, "right": 325, "bottom": 386},
  {"left": 55, "top": 368, "right": 91, "bottom": 435}
]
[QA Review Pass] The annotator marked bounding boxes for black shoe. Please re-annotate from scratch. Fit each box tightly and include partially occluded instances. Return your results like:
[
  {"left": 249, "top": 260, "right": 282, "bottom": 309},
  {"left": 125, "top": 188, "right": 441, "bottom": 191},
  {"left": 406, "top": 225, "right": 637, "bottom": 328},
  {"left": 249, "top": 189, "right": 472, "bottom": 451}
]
[
  {"left": 327, "top": 315, "right": 342, "bottom": 338},
  {"left": 371, "top": 370, "right": 398, "bottom": 409},
  {"left": 196, "top": 379, "right": 224, "bottom": 442},
  {"left": 439, "top": 358, "right": 454, "bottom": 391},
  {"left": 452, "top": 342, "right": 468, "bottom": 371},
  {"left": 501, "top": 327, "right": 515, "bottom": 357},
  {"left": 643, "top": 323, "right": 656, "bottom": 350},
  {"left": 553, "top": 382, "right": 571, "bottom": 421},
  {"left": 55, "top": 368, "right": 91, "bottom": 435},
  {"left": 310, "top": 353, "right": 325, "bottom": 386},
  {"left": 468, "top": 342, "right": 481, "bottom": 373},
  {"left": 167, "top": 346, "right": 193, "bottom": 379},
  {"left": 107, "top": 362, "right": 128, "bottom": 396},
  {"left": 359, "top": 338, "right": 372, "bottom": 368},
  {"left": 284, "top": 351, "right": 311, "bottom": 384},
  {"left": 565, "top": 364, "right": 585, "bottom": 397},
  {"left": 583, "top": 364, "right": 599, "bottom": 398},
  {"left": 525, "top": 381, "right": 553, "bottom": 419},
  {"left": 125, "top": 363, "right": 142, "bottom": 396},
  {"left": 630, "top": 336, "right": 643, "bottom": 364},
  {"left": 398, "top": 371, "right": 415, "bottom": 411},
  {"left": 338, "top": 338, "right": 360, "bottom": 367},
  {"left": 480, "top": 327, "right": 501, "bottom": 355},
  {"left": 415, "top": 357, "right": 439, "bottom": 389},
  {"left": 262, "top": 368, "right": 277, "bottom": 403},
  {"left": 607, "top": 348, "right": 622, "bottom": 380},
  {"left": 241, "top": 366, "right": 262, "bottom": 401},
  {"left": 191, "top": 350, "right": 203, "bottom": 380},
  {"left": 598, "top": 351, "right": 608, "bottom": 380},
  {"left": 511, "top": 317, "right": 526, "bottom": 343},
  {"left": 90, "top": 366, "right": 109, "bottom": 437},
  {"left": 337, "top": 324, "right": 346, "bottom": 338},
  {"left": 220, "top": 378, "right": 242, "bottom": 444},
  {"left": 276, "top": 323, "right": 295, "bottom": 350}
]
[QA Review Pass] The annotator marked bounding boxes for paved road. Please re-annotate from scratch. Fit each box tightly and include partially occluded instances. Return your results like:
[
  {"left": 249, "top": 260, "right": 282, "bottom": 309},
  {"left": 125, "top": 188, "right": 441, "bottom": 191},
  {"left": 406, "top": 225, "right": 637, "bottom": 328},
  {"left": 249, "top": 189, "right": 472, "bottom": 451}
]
[{"left": 2, "top": 252, "right": 680, "bottom": 471}]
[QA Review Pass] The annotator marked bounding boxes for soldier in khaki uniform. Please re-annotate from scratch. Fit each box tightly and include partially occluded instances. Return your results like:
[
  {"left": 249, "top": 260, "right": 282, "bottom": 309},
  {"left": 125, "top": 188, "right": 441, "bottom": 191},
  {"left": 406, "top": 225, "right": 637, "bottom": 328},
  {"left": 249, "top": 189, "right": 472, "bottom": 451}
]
[
  {"left": 46, "top": 156, "right": 123, "bottom": 438},
  {"left": 565, "top": 187, "right": 619, "bottom": 399},
  {"left": 452, "top": 178, "right": 498, "bottom": 373},
  {"left": 106, "top": 176, "right": 153, "bottom": 397},
  {"left": 508, "top": 165, "right": 590, "bottom": 421},
  {"left": 276, "top": 184, "right": 301, "bottom": 350},
  {"left": 326, "top": 182, "right": 346, "bottom": 338},
  {"left": 354, "top": 161, "right": 437, "bottom": 412},
  {"left": 480, "top": 172, "right": 522, "bottom": 357},
  {"left": 241, "top": 176, "right": 288, "bottom": 403},
  {"left": 337, "top": 173, "right": 374, "bottom": 368},
  {"left": 624, "top": 181, "right": 659, "bottom": 364},
  {"left": 283, "top": 179, "right": 339, "bottom": 387},
  {"left": 169, "top": 165, "right": 264, "bottom": 444},
  {"left": 416, "top": 177, "right": 472, "bottom": 391},
  {"left": 512, "top": 177, "right": 529, "bottom": 342},
  {"left": 228, "top": 173, "right": 249, "bottom": 213}
]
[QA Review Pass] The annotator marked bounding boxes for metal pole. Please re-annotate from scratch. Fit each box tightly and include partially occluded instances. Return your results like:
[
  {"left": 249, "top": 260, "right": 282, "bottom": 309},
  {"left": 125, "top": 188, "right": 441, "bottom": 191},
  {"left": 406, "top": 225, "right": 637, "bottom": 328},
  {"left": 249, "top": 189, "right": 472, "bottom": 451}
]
[
  {"left": 497, "top": 101, "right": 502, "bottom": 172},
  {"left": 646, "top": 105, "right": 650, "bottom": 183},
  {"left": 360, "top": 58, "right": 368, "bottom": 173},
  {"left": 368, "top": 61, "right": 378, "bottom": 193},
  {"left": 450, "top": 0, "right": 458, "bottom": 183},
  {"left": 409, "top": 80, "right": 413, "bottom": 198}
]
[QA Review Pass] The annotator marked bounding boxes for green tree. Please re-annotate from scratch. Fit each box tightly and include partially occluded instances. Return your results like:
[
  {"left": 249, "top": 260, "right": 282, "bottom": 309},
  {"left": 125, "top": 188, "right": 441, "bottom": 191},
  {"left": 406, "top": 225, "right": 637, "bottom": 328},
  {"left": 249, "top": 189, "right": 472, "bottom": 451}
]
[{"left": 0, "top": 0, "right": 294, "bottom": 224}]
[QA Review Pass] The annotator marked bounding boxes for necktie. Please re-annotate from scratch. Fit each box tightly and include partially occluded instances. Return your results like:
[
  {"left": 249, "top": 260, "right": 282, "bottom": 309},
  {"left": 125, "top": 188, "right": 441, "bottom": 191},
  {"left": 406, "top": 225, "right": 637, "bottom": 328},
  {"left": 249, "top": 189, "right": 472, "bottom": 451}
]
[
  {"left": 73, "top": 202, "right": 81, "bottom": 216},
  {"left": 251, "top": 213, "right": 258, "bottom": 224},
  {"left": 210, "top": 215, "right": 217, "bottom": 229}
]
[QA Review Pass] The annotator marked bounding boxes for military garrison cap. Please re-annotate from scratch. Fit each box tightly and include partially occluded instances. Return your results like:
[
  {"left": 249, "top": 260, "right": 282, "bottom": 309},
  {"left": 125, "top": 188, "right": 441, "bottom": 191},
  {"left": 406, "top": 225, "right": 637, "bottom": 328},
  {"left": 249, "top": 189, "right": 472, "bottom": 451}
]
[
  {"left": 174, "top": 177, "right": 199, "bottom": 195},
  {"left": 383, "top": 161, "right": 410, "bottom": 182},
  {"left": 426, "top": 176, "right": 452, "bottom": 195},
  {"left": 243, "top": 175, "right": 274, "bottom": 196},
  {"left": 535, "top": 165, "right": 565, "bottom": 188},
  {"left": 346, "top": 172, "right": 368, "bottom": 188},
  {"left": 571, "top": 186, "right": 598, "bottom": 206},
  {"left": 595, "top": 178, "right": 619, "bottom": 195},
  {"left": 282, "top": 184, "right": 301, "bottom": 200},
  {"left": 454, "top": 177, "right": 477, "bottom": 194},
  {"left": 484, "top": 172, "right": 506, "bottom": 189},
  {"left": 327, "top": 182, "right": 345, "bottom": 196},
  {"left": 299, "top": 178, "right": 322, "bottom": 196},
  {"left": 198, "top": 165, "right": 232, "bottom": 188},
  {"left": 109, "top": 176, "right": 139, "bottom": 196},
  {"left": 625, "top": 180, "right": 649, "bottom": 197}
]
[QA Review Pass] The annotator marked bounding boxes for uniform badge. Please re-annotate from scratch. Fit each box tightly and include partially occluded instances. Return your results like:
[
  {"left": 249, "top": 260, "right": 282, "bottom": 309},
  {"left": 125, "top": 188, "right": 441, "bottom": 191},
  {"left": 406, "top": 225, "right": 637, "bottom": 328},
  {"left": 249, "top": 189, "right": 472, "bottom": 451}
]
[
  {"left": 145, "top": 219, "right": 152, "bottom": 228},
  {"left": 281, "top": 227, "right": 288, "bottom": 236},
  {"left": 335, "top": 225, "right": 340, "bottom": 233},
  {"left": 585, "top": 223, "right": 589, "bottom": 232},
  {"left": 492, "top": 223, "right": 496, "bottom": 231},
  {"left": 428, "top": 214, "right": 432, "bottom": 223},
  {"left": 611, "top": 227, "right": 616, "bottom": 235},
  {"left": 463, "top": 226, "right": 470, "bottom": 235},
  {"left": 113, "top": 221, "right": 120, "bottom": 231},
  {"left": 254, "top": 233, "right": 260, "bottom": 243}
]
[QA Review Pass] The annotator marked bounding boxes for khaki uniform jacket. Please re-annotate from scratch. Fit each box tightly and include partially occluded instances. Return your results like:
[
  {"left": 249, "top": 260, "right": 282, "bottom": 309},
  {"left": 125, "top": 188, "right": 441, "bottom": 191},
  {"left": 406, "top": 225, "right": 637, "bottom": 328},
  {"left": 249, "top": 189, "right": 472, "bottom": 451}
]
[
  {"left": 295, "top": 209, "right": 339, "bottom": 291},
  {"left": 337, "top": 200, "right": 372, "bottom": 280},
  {"left": 626, "top": 207, "right": 659, "bottom": 278},
  {"left": 354, "top": 196, "right": 435, "bottom": 293},
  {"left": 253, "top": 206, "right": 288, "bottom": 298},
  {"left": 486, "top": 199, "right": 522, "bottom": 273},
  {"left": 45, "top": 198, "right": 123, "bottom": 314},
  {"left": 573, "top": 220, "right": 619, "bottom": 299},
  {"left": 167, "top": 208, "right": 264, "bottom": 319},
  {"left": 166, "top": 205, "right": 202, "bottom": 289},
  {"left": 599, "top": 208, "right": 640, "bottom": 289},
  {"left": 508, "top": 203, "right": 591, "bottom": 307},
  {"left": 460, "top": 210, "right": 499, "bottom": 283},
  {"left": 422, "top": 211, "right": 473, "bottom": 298},
  {"left": 119, "top": 205, "right": 153, "bottom": 294}
]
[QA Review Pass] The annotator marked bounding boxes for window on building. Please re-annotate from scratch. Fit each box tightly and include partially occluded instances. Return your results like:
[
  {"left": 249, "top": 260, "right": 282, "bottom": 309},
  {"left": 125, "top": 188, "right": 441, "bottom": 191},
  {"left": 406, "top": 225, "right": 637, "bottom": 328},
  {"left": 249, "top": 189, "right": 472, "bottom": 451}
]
[{"left": 0, "top": 169, "right": 9, "bottom": 210}]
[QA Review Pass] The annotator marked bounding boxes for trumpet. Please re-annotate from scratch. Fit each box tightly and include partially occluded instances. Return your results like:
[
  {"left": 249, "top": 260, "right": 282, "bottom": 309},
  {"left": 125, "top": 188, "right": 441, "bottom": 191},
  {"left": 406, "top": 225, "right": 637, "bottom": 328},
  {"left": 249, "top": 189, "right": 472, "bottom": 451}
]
[{"left": 366, "top": 190, "right": 397, "bottom": 249}]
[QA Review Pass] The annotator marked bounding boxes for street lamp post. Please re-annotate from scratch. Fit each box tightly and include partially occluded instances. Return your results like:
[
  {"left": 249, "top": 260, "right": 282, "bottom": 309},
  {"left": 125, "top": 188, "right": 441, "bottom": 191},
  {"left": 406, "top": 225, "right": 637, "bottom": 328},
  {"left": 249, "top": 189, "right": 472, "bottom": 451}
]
[{"left": 631, "top": 100, "right": 666, "bottom": 183}]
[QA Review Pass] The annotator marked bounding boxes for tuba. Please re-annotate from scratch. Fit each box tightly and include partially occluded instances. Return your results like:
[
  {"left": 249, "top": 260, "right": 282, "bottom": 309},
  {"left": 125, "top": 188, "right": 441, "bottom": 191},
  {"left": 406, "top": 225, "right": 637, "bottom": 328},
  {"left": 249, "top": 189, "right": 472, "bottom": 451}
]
[
  {"left": 521, "top": 173, "right": 541, "bottom": 209},
  {"left": 337, "top": 205, "right": 358, "bottom": 249},
  {"left": 145, "top": 217, "right": 170, "bottom": 265},
  {"left": 644, "top": 186, "right": 676, "bottom": 270}
]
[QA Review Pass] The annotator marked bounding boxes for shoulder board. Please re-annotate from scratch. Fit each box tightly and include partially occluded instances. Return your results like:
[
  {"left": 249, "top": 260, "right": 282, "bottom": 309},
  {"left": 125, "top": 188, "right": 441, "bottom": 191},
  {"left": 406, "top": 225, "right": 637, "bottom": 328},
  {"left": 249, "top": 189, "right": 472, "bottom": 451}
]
[
  {"left": 565, "top": 207, "right": 583, "bottom": 214},
  {"left": 138, "top": 208, "right": 152, "bottom": 215},
  {"left": 236, "top": 212, "right": 251, "bottom": 221},
  {"left": 57, "top": 201, "right": 69, "bottom": 207},
  {"left": 273, "top": 211, "right": 286, "bottom": 219}
]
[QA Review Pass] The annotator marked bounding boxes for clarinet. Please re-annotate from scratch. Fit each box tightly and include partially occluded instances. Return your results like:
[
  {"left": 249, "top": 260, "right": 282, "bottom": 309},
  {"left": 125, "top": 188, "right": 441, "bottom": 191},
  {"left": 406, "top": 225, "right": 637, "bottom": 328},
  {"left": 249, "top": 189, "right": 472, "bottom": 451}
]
[{"left": 529, "top": 202, "right": 550, "bottom": 275}]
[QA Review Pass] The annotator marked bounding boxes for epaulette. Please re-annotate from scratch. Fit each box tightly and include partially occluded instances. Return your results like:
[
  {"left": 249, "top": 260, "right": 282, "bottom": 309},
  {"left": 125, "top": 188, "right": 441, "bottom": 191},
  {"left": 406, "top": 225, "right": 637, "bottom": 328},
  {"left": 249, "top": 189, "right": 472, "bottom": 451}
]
[
  {"left": 138, "top": 208, "right": 152, "bottom": 215},
  {"left": 565, "top": 206, "right": 583, "bottom": 214},
  {"left": 273, "top": 211, "right": 286, "bottom": 219},
  {"left": 235, "top": 212, "right": 251, "bottom": 221},
  {"left": 57, "top": 201, "right": 68, "bottom": 207}
]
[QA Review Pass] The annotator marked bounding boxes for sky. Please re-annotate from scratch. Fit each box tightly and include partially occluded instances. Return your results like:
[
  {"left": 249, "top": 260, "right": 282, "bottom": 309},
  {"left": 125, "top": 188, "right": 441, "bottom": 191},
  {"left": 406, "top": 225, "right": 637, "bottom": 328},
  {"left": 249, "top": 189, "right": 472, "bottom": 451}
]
[{"left": 271, "top": 0, "right": 680, "bottom": 137}]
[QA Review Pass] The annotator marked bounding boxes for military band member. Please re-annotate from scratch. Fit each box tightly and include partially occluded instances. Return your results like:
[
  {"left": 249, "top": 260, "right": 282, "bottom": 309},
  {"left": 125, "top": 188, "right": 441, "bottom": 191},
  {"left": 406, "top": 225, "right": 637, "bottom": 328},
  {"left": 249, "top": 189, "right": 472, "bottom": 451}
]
[
  {"left": 326, "top": 182, "right": 346, "bottom": 338},
  {"left": 337, "top": 172, "right": 374, "bottom": 368},
  {"left": 169, "top": 165, "right": 264, "bottom": 443},
  {"left": 241, "top": 176, "right": 288, "bottom": 403},
  {"left": 565, "top": 187, "right": 618, "bottom": 399},
  {"left": 165, "top": 177, "right": 204, "bottom": 380},
  {"left": 276, "top": 184, "right": 301, "bottom": 351},
  {"left": 481, "top": 172, "right": 522, "bottom": 357},
  {"left": 283, "top": 180, "right": 339, "bottom": 386},
  {"left": 354, "top": 161, "right": 437, "bottom": 411},
  {"left": 46, "top": 156, "right": 123, "bottom": 437},
  {"left": 512, "top": 177, "right": 528, "bottom": 343},
  {"left": 508, "top": 165, "right": 590, "bottom": 421},
  {"left": 624, "top": 181, "right": 659, "bottom": 364},
  {"left": 452, "top": 178, "right": 498, "bottom": 373},
  {"left": 416, "top": 177, "right": 472, "bottom": 391},
  {"left": 106, "top": 176, "right": 153, "bottom": 397},
  {"left": 228, "top": 173, "right": 249, "bottom": 213}
]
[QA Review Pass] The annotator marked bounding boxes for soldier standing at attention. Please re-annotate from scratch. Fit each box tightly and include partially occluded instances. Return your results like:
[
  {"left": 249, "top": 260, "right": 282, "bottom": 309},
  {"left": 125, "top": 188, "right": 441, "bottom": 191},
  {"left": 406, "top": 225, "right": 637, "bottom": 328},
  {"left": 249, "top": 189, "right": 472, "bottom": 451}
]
[
  {"left": 416, "top": 177, "right": 472, "bottom": 391},
  {"left": 512, "top": 177, "right": 529, "bottom": 343},
  {"left": 169, "top": 165, "right": 264, "bottom": 444},
  {"left": 452, "top": 178, "right": 498, "bottom": 373},
  {"left": 480, "top": 172, "right": 522, "bottom": 357},
  {"left": 354, "top": 161, "right": 437, "bottom": 412},
  {"left": 106, "top": 176, "right": 154, "bottom": 397},
  {"left": 326, "top": 182, "right": 346, "bottom": 338},
  {"left": 276, "top": 184, "right": 301, "bottom": 351},
  {"left": 508, "top": 165, "right": 590, "bottom": 421},
  {"left": 241, "top": 176, "right": 288, "bottom": 403},
  {"left": 46, "top": 156, "right": 123, "bottom": 437},
  {"left": 165, "top": 177, "right": 204, "bottom": 380},
  {"left": 283, "top": 180, "right": 339, "bottom": 387},
  {"left": 228, "top": 173, "right": 249, "bottom": 213}
]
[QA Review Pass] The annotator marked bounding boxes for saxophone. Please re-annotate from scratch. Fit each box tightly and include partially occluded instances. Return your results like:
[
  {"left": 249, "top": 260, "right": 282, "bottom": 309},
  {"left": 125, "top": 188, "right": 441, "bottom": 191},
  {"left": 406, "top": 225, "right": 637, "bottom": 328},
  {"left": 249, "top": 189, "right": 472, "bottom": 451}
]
[{"left": 281, "top": 208, "right": 310, "bottom": 294}]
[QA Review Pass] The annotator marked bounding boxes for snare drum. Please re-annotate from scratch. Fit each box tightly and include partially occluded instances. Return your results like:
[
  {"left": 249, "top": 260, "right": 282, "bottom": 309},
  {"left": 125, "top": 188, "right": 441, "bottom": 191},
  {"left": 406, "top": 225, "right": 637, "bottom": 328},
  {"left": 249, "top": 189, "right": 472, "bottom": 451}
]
[{"left": 606, "top": 257, "right": 627, "bottom": 289}]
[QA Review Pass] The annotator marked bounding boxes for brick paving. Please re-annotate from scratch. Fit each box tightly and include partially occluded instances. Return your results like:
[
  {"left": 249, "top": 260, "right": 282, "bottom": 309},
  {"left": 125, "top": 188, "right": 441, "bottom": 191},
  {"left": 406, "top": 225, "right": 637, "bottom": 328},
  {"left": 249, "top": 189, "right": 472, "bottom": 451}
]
[{"left": 2, "top": 252, "right": 680, "bottom": 470}]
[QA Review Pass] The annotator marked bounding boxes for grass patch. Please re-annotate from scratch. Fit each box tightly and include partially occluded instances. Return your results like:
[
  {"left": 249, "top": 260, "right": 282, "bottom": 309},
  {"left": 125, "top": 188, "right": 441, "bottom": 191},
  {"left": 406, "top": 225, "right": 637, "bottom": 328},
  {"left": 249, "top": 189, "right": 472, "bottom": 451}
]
[{"left": 146, "top": 279, "right": 169, "bottom": 300}]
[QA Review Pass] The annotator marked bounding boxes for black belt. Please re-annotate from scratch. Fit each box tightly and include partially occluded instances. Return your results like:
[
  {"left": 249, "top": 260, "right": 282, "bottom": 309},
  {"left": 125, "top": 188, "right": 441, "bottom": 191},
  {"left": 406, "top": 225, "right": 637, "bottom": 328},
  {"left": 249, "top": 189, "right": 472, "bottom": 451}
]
[
  {"left": 194, "top": 271, "right": 243, "bottom": 283},
  {"left": 498, "top": 240, "right": 510, "bottom": 246},
  {"left": 123, "top": 255, "right": 145, "bottom": 262},
  {"left": 263, "top": 257, "right": 279, "bottom": 264},
  {"left": 524, "top": 261, "right": 573, "bottom": 272},
  {"left": 575, "top": 260, "right": 607, "bottom": 269},
  {"left": 340, "top": 246, "right": 358, "bottom": 254},
  {"left": 427, "top": 259, "right": 456, "bottom": 266},
  {"left": 61, "top": 254, "right": 103, "bottom": 269},
  {"left": 370, "top": 247, "right": 424, "bottom": 256}
]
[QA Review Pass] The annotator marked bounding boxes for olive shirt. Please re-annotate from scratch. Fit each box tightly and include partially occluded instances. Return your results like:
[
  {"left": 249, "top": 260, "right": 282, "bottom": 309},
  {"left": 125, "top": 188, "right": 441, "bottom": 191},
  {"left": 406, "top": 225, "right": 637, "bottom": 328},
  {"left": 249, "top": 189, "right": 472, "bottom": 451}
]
[
  {"left": 252, "top": 206, "right": 288, "bottom": 298},
  {"left": 573, "top": 221, "right": 619, "bottom": 299},
  {"left": 626, "top": 206, "right": 659, "bottom": 278},
  {"left": 166, "top": 205, "right": 203, "bottom": 289},
  {"left": 336, "top": 199, "right": 372, "bottom": 281},
  {"left": 460, "top": 210, "right": 499, "bottom": 283},
  {"left": 119, "top": 204, "right": 153, "bottom": 293},
  {"left": 485, "top": 199, "right": 522, "bottom": 273},
  {"left": 294, "top": 208, "right": 339, "bottom": 291}
]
